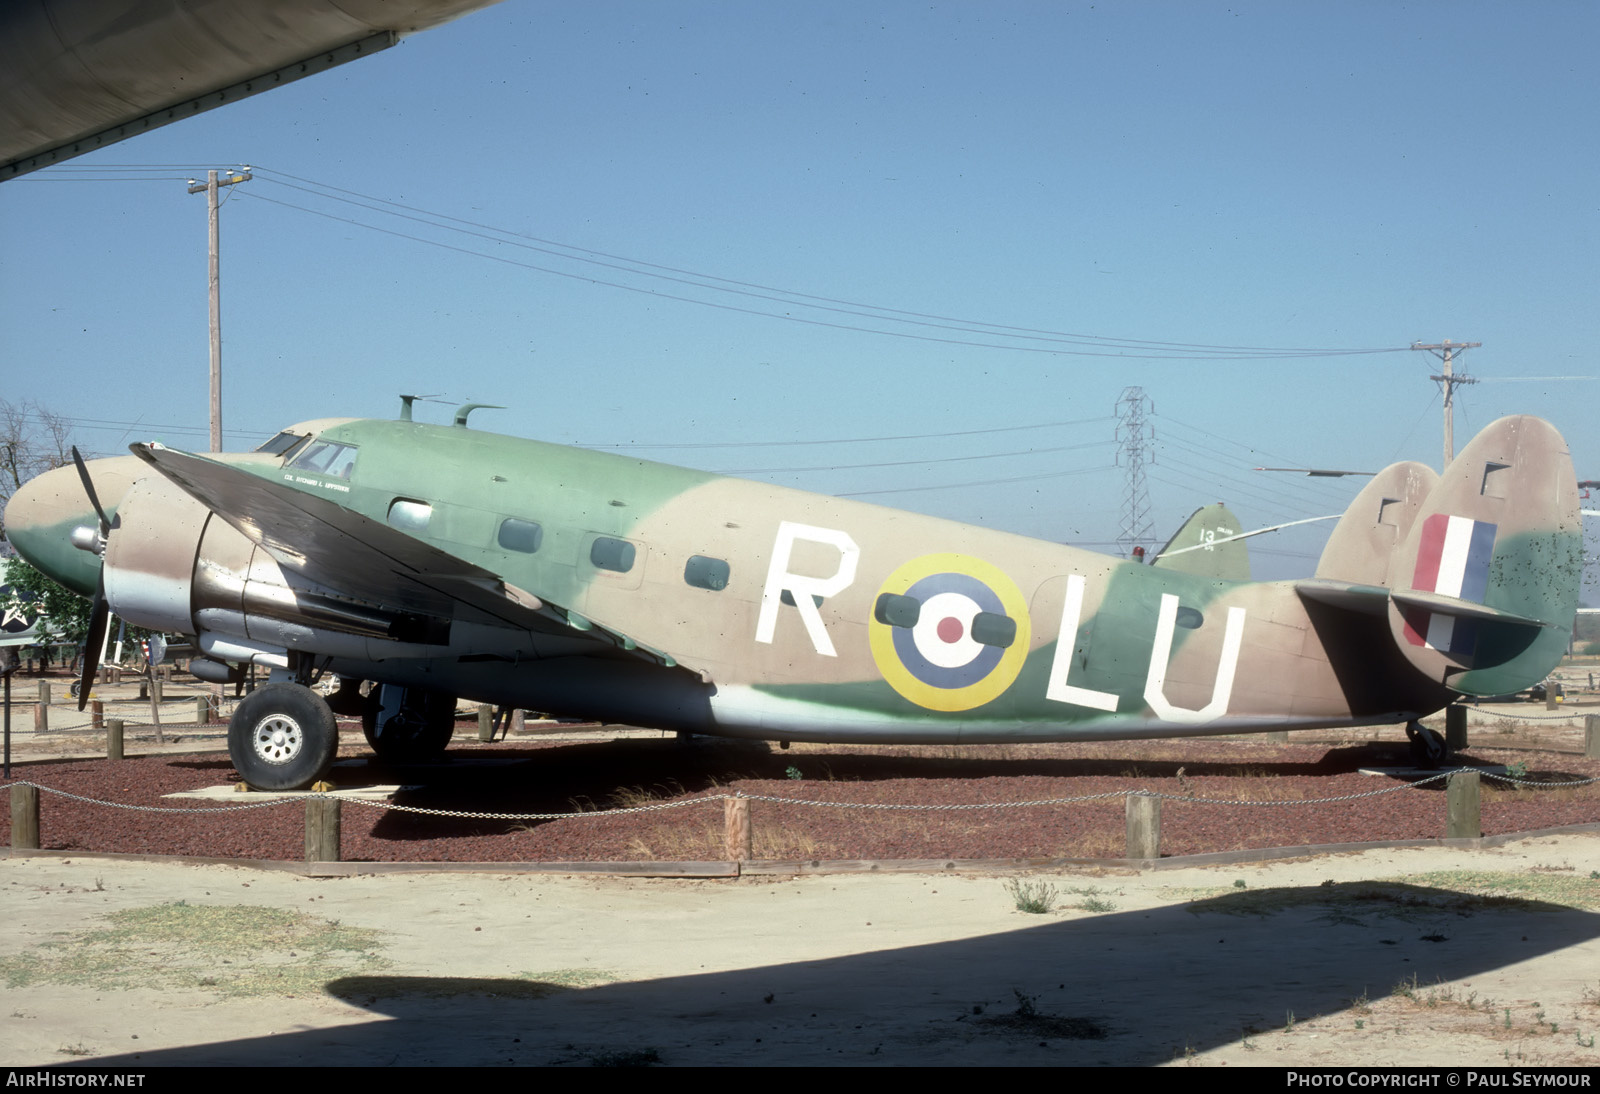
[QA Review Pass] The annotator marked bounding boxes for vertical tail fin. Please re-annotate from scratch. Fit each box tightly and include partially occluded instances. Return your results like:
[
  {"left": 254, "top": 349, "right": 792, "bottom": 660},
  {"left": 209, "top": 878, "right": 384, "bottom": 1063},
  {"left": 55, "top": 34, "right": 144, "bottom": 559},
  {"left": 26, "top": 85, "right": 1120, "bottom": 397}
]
[
  {"left": 1152, "top": 503, "right": 1250, "bottom": 581},
  {"left": 1385, "top": 416, "right": 1582, "bottom": 696},
  {"left": 1314, "top": 461, "right": 1438, "bottom": 586}
]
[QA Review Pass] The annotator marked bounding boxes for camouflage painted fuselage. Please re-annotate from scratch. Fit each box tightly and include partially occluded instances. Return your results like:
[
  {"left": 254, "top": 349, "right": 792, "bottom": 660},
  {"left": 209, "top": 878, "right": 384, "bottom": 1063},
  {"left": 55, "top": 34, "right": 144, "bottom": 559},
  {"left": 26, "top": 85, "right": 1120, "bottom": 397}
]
[{"left": 6, "top": 412, "right": 1581, "bottom": 743}]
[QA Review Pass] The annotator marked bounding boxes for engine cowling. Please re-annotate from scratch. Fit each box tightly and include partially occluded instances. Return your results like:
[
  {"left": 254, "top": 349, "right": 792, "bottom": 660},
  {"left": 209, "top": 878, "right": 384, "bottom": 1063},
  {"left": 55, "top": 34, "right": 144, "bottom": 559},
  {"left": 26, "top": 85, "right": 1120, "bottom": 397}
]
[{"left": 102, "top": 474, "right": 452, "bottom": 667}]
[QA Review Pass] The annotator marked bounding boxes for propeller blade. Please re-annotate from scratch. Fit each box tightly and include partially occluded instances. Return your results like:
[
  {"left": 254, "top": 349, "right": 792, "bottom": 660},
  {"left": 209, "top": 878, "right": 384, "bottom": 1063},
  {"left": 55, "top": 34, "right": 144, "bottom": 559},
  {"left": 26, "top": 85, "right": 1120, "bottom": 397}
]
[
  {"left": 70, "top": 445, "right": 111, "bottom": 534},
  {"left": 77, "top": 572, "right": 110, "bottom": 712}
]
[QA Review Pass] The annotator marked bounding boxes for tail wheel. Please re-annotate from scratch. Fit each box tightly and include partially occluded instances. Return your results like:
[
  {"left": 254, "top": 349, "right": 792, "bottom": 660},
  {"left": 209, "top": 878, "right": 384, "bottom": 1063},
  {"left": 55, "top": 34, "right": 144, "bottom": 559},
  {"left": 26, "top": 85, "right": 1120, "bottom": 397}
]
[
  {"left": 228, "top": 682, "right": 339, "bottom": 790},
  {"left": 361, "top": 685, "right": 457, "bottom": 764}
]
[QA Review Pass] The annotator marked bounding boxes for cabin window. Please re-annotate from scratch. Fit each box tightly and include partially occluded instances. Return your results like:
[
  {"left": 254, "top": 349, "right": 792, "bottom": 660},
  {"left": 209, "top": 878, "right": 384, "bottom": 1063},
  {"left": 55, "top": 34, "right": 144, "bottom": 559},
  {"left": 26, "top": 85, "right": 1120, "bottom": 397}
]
[
  {"left": 256, "top": 431, "right": 309, "bottom": 459},
  {"left": 590, "top": 537, "right": 637, "bottom": 573},
  {"left": 684, "top": 555, "right": 730, "bottom": 591},
  {"left": 971, "top": 612, "right": 1017, "bottom": 649},
  {"left": 497, "top": 518, "right": 543, "bottom": 554},
  {"left": 874, "top": 592, "right": 921, "bottom": 628},
  {"left": 289, "top": 440, "right": 359, "bottom": 479},
  {"left": 781, "top": 590, "right": 825, "bottom": 608},
  {"left": 1175, "top": 607, "right": 1203, "bottom": 630},
  {"left": 388, "top": 498, "right": 432, "bottom": 534}
]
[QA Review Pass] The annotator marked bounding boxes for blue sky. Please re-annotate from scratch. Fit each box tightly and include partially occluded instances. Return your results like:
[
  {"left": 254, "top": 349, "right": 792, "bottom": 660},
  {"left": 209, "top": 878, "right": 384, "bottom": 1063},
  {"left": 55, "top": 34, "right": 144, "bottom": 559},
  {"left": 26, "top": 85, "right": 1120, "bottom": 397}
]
[{"left": 2, "top": 1, "right": 1596, "bottom": 585}]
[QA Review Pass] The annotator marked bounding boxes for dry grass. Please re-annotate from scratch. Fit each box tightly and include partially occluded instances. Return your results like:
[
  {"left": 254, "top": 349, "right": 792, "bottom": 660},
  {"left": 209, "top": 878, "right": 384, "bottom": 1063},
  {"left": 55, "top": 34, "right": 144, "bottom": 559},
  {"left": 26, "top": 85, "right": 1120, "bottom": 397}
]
[
  {"left": 0, "top": 902, "right": 388, "bottom": 997},
  {"left": 623, "top": 819, "right": 833, "bottom": 861},
  {"left": 1482, "top": 782, "right": 1597, "bottom": 805}
]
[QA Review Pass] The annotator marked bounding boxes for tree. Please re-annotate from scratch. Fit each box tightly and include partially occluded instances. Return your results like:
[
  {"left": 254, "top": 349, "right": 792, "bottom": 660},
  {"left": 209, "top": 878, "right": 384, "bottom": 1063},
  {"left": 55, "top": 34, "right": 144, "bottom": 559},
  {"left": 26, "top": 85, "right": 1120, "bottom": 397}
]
[{"left": 1, "top": 397, "right": 76, "bottom": 550}]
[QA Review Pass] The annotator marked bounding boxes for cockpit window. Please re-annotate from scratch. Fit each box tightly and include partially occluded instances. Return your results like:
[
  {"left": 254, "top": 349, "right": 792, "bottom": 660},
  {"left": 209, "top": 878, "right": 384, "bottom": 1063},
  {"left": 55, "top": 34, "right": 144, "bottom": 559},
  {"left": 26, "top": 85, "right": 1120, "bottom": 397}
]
[
  {"left": 288, "top": 440, "right": 359, "bottom": 480},
  {"left": 256, "top": 431, "right": 309, "bottom": 459}
]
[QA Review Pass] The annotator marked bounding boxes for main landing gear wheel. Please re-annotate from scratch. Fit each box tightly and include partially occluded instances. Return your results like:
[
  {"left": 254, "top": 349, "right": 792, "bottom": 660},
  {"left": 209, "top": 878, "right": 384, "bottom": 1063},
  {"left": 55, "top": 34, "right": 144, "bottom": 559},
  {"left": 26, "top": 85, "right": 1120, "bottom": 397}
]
[
  {"left": 228, "top": 682, "right": 339, "bottom": 791},
  {"left": 362, "top": 686, "right": 456, "bottom": 765}
]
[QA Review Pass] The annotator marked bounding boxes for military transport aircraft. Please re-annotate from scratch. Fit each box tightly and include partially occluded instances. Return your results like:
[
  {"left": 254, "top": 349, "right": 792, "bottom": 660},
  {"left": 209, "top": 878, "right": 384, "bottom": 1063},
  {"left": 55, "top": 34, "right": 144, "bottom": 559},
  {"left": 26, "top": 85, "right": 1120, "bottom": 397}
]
[{"left": 2, "top": 404, "right": 1583, "bottom": 790}]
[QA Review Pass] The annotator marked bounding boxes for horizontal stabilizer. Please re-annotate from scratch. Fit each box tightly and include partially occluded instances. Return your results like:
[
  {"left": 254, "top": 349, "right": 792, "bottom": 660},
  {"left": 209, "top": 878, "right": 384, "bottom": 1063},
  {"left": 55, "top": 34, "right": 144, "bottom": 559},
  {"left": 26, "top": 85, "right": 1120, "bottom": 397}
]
[
  {"left": 1292, "top": 579, "right": 1391, "bottom": 616},
  {"left": 1388, "top": 589, "right": 1552, "bottom": 629},
  {"left": 1294, "top": 581, "right": 1554, "bottom": 631}
]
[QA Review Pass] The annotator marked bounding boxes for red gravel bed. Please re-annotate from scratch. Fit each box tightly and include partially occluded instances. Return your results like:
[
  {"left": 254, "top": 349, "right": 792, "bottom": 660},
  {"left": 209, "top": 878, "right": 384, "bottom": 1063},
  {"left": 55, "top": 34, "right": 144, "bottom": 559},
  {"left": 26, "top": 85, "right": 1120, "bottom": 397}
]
[{"left": 6, "top": 729, "right": 1598, "bottom": 864}]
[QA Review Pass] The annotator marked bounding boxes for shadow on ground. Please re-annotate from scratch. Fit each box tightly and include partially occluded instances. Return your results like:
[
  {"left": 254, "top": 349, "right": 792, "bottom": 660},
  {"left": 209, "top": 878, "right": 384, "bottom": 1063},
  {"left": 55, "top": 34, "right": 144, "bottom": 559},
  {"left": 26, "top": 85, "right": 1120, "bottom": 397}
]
[{"left": 80, "top": 881, "right": 1599, "bottom": 1066}]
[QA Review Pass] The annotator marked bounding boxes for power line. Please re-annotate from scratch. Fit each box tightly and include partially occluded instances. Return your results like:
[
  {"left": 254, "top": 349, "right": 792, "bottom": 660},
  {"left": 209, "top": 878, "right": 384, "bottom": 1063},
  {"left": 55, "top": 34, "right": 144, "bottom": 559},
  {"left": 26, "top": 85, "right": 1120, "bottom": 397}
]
[
  {"left": 580, "top": 413, "right": 1114, "bottom": 450},
  {"left": 839, "top": 461, "right": 1115, "bottom": 497},
  {"left": 248, "top": 169, "right": 1404, "bottom": 360},
  {"left": 716, "top": 437, "right": 1118, "bottom": 476},
  {"left": 24, "top": 162, "right": 1418, "bottom": 361}
]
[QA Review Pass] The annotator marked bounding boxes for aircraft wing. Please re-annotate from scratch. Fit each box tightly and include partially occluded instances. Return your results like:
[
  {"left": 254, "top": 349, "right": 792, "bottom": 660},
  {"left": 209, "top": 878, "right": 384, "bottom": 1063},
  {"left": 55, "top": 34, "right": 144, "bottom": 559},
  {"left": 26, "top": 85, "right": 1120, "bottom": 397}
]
[
  {"left": 131, "top": 444, "right": 685, "bottom": 669},
  {"left": 1, "top": 0, "right": 505, "bottom": 179}
]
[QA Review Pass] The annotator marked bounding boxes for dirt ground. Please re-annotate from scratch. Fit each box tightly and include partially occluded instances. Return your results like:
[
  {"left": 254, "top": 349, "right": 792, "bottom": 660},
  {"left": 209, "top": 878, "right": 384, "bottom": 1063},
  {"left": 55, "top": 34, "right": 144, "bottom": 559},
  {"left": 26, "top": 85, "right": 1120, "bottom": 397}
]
[
  {"left": 3, "top": 838, "right": 1599, "bottom": 1068},
  {"left": 2, "top": 666, "right": 1598, "bottom": 1067}
]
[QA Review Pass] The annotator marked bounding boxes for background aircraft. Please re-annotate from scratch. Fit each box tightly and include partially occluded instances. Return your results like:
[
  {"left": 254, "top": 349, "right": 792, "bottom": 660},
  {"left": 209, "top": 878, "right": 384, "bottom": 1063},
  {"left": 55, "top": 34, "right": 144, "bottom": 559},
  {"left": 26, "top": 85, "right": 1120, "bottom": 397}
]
[
  {"left": 0, "top": 558, "right": 45, "bottom": 649},
  {"left": 3, "top": 405, "right": 1582, "bottom": 789}
]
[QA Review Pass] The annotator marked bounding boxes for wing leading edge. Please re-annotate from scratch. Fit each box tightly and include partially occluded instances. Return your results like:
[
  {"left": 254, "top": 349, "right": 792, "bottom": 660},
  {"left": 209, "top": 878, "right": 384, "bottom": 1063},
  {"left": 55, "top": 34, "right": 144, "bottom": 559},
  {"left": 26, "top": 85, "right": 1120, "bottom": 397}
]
[{"left": 131, "top": 444, "right": 687, "bottom": 671}]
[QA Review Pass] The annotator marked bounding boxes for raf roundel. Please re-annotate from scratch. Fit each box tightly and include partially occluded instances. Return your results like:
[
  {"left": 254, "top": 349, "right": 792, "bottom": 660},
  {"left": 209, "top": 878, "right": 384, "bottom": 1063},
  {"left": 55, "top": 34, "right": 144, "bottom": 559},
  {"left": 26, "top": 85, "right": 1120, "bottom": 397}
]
[{"left": 868, "top": 553, "right": 1031, "bottom": 712}]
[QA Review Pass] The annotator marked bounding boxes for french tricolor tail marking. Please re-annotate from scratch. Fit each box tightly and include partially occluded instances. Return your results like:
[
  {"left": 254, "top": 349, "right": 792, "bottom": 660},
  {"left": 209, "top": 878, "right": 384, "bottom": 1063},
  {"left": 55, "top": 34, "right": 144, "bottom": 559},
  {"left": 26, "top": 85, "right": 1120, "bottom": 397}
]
[{"left": 1403, "top": 514, "right": 1497, "bottom": 652}]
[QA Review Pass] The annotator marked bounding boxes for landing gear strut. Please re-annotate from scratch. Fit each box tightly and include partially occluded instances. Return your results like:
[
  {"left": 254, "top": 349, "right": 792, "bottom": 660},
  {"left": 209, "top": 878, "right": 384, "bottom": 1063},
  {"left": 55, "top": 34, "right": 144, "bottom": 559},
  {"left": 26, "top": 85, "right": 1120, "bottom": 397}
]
[
  {"left": 1405, "top": 720, "right": 1447, "bottom": 769},
  {"left": 228, "top": 682, "right": 339, "bottom": 790}
]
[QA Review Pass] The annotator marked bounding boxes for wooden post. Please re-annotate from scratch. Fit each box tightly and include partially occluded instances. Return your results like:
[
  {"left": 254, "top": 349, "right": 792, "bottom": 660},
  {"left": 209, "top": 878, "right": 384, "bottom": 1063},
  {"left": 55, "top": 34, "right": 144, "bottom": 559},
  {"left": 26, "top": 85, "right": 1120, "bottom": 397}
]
[
  {"left": 1545, "top": 690, "right": 1558, "bottom": 711},
  {"left": 724, "top": 795, "right": 752, "bottom": 862},
  {"left": 34, "top": 681, "right": 48, "bottom": 734},
  {"left": 1445, "top": 705, "right": 1468, "bottom": 753},
  {"left": 1125, "top": 792, "right": 1161, "bottom": 859},
  {"left": 89, "top": 699, "right": 104, "bottom": 728},
  {"left": 1585, "top": 715, "right": 1600, "bottom": 761},
  {"left": 148, "top": 674, "right": 164, "bottom": 745},
  {"left": 305, "top": 796, "right": 341, "bottom": 862},
  {"left": 11, "top": 784, "right": 40, "bottom": 849},
  {"left": 1446, "top": 770, "right": 1481, "bottom": 839},
  {"left": 510, "top": 709, "right": 525, "bottom": 735},
  {"left": 106, "top": 718, "right": 124, "bottom": 761},
  {"left": 195, "top": 697, "right": 209, "bottom": 725},
  {"left": 477, "top": 704, "right": 493, "bottom": 742}
]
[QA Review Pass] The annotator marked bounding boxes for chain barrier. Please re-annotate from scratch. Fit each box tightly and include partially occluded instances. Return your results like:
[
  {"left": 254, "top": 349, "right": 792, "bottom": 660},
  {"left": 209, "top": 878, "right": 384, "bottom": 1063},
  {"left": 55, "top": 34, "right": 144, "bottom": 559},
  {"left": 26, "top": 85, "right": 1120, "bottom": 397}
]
[
  {"left": 4, "top": 763, "right": 1594, "bottom": 823},
  {"left": 1461, "top": 706, "right": 1589, "bottom": 723},
  {"left": 3, "top": 779, "right": 297, "bottom": 814}
]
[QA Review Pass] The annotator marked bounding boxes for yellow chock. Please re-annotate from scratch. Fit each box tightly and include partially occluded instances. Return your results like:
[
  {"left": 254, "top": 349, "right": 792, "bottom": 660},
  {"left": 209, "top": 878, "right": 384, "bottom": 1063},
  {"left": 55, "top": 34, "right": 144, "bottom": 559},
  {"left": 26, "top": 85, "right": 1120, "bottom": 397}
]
[{"left": 312, "top": 780, "right": 335, "bottom": 793}]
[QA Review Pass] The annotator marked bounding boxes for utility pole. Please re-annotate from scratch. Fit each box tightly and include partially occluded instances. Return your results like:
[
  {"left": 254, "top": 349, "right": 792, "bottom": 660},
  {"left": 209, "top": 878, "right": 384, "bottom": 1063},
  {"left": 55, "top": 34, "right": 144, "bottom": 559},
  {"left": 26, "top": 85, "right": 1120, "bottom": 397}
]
[
  {"left": 1115, "top": 387, "right": 1155, "bottom": 560},
  {"left": 1411, "top": 340, "right": 1480, "bottom": 465},
  {"left": 187, "top": 168, "right": 251, "bottom": 452}
]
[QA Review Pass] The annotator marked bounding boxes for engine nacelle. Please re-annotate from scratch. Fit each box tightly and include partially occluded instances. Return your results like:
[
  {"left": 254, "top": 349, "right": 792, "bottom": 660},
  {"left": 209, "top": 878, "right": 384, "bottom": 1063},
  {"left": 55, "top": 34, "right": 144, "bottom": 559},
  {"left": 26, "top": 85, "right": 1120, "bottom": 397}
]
[{"left": 102, "top": 474, "right": 453, "bottom": 666}]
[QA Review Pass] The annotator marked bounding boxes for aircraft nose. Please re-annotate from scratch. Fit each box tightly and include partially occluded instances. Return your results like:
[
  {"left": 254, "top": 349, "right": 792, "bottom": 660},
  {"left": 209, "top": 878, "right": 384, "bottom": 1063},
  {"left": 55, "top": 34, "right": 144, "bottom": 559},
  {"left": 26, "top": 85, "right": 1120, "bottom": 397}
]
[{"left": 5, "top": 455, "right": 145, "bottom": 598}]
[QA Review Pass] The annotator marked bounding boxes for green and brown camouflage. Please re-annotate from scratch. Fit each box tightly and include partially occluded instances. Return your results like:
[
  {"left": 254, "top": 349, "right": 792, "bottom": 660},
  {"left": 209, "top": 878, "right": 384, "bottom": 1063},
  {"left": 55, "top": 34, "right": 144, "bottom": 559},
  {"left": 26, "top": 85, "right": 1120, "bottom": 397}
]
[{"left": 4, "top": 406, "right": 1582, "bottom": 784}]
